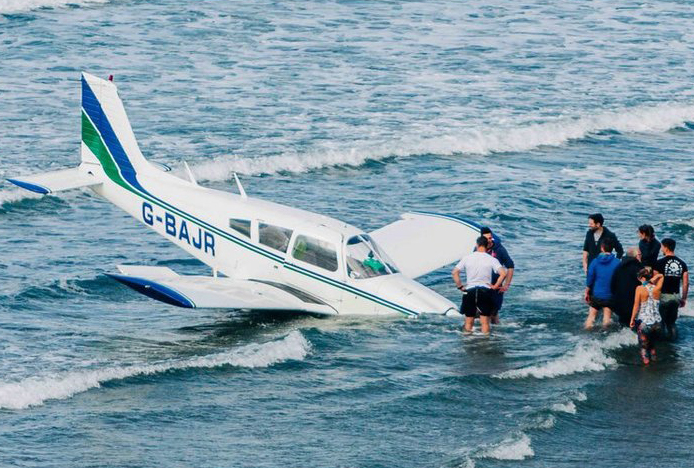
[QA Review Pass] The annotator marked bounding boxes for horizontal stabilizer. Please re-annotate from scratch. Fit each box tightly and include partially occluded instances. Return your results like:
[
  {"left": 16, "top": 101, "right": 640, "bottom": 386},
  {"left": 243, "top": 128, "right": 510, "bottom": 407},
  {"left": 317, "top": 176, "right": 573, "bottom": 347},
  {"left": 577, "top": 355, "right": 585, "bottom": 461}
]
[
  {"left": 7, "top": 167, "right": 101, "bottom": 194},
  {"left": 370, "top": 211, "right": 480, "bottom": 278},
  {"left": 108, "top": 265, "right": 338, "bottom": 314}
]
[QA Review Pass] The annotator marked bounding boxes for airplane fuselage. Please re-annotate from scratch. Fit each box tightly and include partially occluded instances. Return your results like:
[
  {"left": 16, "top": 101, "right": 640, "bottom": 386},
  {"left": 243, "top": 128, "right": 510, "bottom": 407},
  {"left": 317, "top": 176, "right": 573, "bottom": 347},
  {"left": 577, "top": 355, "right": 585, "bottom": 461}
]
[{"left": 86, "top": 160, "right": 458, "bottom": 317}]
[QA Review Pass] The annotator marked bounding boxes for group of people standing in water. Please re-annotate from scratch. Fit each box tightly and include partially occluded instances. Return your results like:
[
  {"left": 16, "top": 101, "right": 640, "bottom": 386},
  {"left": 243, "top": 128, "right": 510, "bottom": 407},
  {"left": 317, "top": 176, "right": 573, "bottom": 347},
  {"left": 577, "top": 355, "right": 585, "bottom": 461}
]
[
  {"left": 582, "top": 213, "right": 688, "bottom": 364},
  {"left": 451, "top": 213, "right": 689, "bottom": 365}
]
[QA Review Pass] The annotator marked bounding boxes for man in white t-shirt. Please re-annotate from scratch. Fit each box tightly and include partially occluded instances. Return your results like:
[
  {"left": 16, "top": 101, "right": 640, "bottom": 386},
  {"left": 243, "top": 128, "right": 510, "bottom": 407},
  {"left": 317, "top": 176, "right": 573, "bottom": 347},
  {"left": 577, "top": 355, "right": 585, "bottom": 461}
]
[{"left": 452, "top": 236, "right": 507, "bottom": 334}]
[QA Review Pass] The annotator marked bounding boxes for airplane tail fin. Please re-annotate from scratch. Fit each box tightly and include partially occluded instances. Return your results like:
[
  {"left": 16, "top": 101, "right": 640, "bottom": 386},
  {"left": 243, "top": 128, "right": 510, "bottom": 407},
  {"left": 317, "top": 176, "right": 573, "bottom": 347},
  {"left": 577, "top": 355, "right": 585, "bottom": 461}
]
[{"left": 80, "top": 72, "right": 153, "bottom": 185}]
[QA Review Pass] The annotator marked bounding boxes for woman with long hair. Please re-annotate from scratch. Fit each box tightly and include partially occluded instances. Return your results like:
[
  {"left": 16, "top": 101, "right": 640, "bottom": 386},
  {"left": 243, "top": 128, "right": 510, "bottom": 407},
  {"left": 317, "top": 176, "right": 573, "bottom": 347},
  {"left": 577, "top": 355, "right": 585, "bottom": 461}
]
[
  {"left": 638, "top": 224, "right": 660, "bottom": 267},
  {"left": 630, "top": 267, "right": 664, "bottom": 365}
]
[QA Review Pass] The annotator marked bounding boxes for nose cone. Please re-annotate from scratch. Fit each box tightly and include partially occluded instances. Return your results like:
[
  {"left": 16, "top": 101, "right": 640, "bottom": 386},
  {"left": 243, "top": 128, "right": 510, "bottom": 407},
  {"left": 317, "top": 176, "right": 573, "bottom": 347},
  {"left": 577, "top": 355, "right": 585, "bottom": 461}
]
[{"left": 378, "top": 275, "right": 458, "bottom": 315}]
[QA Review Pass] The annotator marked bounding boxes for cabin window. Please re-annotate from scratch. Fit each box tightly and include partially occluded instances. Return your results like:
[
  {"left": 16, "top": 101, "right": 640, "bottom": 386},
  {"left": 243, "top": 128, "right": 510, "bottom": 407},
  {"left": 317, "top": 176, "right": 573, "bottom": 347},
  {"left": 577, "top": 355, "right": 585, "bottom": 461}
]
[
  {"left": 259, "top": 223, "right": 293, "bottom": 253},
  {"left": 292, "top": 235, "right": 338, "bottom": 272},
  {"left": 229, "top": 218, "right": 251, "bottom": 237},
  {"left": 345, "top": 234, "right": 399, "bottom": 279}
]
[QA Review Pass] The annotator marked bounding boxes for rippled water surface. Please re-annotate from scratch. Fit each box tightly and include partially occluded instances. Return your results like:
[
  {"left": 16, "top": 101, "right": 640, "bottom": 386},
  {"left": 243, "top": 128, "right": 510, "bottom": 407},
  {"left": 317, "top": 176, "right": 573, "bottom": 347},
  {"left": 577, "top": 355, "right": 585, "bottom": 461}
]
[{"left": 2, "top": 0, "right": 694, "bottom": 466}]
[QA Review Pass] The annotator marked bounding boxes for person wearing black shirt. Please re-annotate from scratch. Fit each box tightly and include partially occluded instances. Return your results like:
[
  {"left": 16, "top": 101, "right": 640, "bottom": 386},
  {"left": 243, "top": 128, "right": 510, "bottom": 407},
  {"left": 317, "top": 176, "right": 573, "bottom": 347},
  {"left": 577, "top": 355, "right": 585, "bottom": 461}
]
[
  {"left": 610, "top": 247, "right": 643, "bottom": 327},
  {"left": 638, "top": 224, "right": 660, "bottom": 268},
  {"left": 654, "top": 238, "right": 689, "bottom": 340},
  {"left": 582, "top": 213, "right": 624, "bottom": 273},
  {"left": 480, "top": 227, "right": 515, "bottom": 324}
]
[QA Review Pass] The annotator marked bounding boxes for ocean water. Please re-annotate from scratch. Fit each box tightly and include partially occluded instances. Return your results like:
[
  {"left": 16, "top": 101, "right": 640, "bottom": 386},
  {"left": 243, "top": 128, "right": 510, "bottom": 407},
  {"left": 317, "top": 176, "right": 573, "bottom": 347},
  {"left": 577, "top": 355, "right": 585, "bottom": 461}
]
[{"left": 2, "top": 0, "right": 694, "bottom": 466}]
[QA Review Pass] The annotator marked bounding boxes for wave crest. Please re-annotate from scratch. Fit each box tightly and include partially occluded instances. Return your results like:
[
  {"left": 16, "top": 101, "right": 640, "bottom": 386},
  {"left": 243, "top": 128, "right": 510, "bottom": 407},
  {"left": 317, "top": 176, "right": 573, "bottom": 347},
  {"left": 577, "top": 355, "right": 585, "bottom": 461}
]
[
  {"left": 0, "top": 188, "right": 42, "bottom": 206},
  {"left": 192, "top": 102, "right": 694, "bottom": 178},
  {"left": 0, "top": 331, "right": 310, "bottom": 410},
  {"left": 0, "top": 0, "right": 108, "bottom": 14},
  {"left": 478, "top": 432, "right": 534, "bottom": 461},
  {"left": 496, "top": 329, "right": 634, "bottom": 380}
]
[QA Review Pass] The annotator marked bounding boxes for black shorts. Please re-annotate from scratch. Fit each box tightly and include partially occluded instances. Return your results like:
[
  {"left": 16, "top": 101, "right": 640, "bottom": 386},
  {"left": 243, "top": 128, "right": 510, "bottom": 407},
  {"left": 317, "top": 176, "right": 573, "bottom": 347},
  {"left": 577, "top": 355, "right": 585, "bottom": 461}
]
[
  {"left": 461, "top": 287, "right": 494, "bottom": 317},
  {"left": 589, "top": 296, "right": 613, "bottom": 310}
]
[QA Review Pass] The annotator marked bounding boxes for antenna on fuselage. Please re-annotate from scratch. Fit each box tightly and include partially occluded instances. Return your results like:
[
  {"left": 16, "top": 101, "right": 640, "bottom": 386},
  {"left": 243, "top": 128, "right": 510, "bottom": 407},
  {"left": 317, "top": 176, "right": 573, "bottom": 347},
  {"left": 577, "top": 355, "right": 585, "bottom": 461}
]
[
  {"left": 182, "top": 161, "right": 198, "bottom": 185},
  {"left": 233, "top": 172, "right": 247, "bottom": 199}
]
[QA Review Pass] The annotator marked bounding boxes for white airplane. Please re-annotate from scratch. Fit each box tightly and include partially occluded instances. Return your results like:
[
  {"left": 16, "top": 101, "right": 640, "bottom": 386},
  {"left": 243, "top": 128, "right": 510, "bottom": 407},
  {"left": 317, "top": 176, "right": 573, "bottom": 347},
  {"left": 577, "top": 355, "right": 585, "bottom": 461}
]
[{"left": 8, "top": 73, "right": 482, "bottom": 317}]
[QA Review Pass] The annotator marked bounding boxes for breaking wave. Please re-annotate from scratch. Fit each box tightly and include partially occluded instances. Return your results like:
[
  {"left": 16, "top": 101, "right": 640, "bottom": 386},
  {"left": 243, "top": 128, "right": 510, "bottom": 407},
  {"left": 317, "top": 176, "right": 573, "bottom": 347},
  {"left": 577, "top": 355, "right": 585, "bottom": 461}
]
[
  {"left": 0, "top": 0, "right": 108, "bottom": 14},
  {"left": 0, "top": 331, "right": 310, "bottom": 410},
  {"left": 478, "top": 432, "right": 534, "bottom": 461},
  {"left": 458, "top": 432, "right": 535, "bottom": 468},
  {"left": 192, "top": 102, "right": 694, "bottom": 178},
  {"left": 495, "top": 329, "right": 634, "bottom": 379}
]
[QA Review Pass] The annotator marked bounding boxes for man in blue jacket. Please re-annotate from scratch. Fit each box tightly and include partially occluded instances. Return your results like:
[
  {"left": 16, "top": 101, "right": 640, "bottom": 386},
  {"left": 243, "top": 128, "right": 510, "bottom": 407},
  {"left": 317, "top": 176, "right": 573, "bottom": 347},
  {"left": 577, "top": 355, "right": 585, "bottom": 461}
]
[{"left": 584, "top": 238, "right": 621, "bottom": 329}]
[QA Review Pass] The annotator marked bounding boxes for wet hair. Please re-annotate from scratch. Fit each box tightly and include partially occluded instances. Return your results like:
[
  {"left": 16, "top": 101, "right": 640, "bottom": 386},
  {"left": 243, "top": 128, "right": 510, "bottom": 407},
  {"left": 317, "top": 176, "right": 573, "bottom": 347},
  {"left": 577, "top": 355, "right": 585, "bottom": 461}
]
[
  {"left": 638, "top": 266, "right": 654, "bottom": 281},
  {"left": 480, "top": 226, "right": 493, "bottom": 236},
  {"left": 600, "top": 237, "right": 614, "bottom": 253},
  {"left": 638, "top": 224, "right": 655, "bottom": 241},
  {"left": 476, "top": 236, "right": 489, "bottom": 249},
  {"left": 588, "top": 213, "right": 604, "bottom": 226},
  {"left": 662, "top": 238, "right": 676, "bottom": 252}
]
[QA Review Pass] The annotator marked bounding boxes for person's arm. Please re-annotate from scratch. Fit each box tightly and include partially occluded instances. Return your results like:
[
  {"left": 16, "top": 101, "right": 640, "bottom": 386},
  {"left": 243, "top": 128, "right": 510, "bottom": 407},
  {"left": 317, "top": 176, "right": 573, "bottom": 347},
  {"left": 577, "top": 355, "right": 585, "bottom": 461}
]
[
  {"left": 651, "top": 272, "right": 664, "bottom": 299},
  {"left": 491, "top": 267, "right": 507, "bottom": 290},
  {"left": 582, "top": 232, "right": 590, "bottom": 273},
  {"left": 681, "top": 271, "right": 689, "bottom": 307},
  {"left": 501, "top": 269, "right": 514, "bottom": 292},
  {"left": 452, "top": 268, "right": 465, "bottom": 291},
  {"left": 497, "top": 246, "right": 515, "bottom": 292},
  {"left": 630, "top": 288, "right": 643, "bottom": 328},
  {"left": 614, "top": 233, "right": 624, "bottom": 259}
]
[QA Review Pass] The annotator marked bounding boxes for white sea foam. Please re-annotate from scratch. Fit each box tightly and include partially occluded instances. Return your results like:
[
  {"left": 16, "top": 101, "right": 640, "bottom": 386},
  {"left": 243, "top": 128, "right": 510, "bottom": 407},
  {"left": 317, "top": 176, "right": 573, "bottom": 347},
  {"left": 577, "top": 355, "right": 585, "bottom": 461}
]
[
  {"left": 0, "top": 188, "right": 42, "bottom": 205},
  {"left": 535, "top": 414, "right": 556, "bottom": 429},
  {"left": 0, "top": 0, "right": 108, "bottom": 13},
  {"left": 551, "top": 401, "right": 577, "bottom": 414},
  {"left": 478, "top": 433, "right": 534, "bottom": 461},
  {"left": 0, "top": 331, "right": 310, "bottom": 410},
  {"left": 191, "top": 102, "right": 694, "bottom": 178},
  {"left": 495, "top": 328, "right": 634, "bottom": 379},
  {"left": 528, "top": 289, "right": 577, "bottom": 301}
]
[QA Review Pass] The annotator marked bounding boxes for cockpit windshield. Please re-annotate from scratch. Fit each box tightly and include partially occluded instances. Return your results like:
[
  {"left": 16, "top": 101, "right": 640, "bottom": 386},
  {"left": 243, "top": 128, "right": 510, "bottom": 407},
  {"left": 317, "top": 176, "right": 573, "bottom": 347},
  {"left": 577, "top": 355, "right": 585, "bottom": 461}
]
[{"left": 345, "top": 234, "right": 399, "bottom": 279}]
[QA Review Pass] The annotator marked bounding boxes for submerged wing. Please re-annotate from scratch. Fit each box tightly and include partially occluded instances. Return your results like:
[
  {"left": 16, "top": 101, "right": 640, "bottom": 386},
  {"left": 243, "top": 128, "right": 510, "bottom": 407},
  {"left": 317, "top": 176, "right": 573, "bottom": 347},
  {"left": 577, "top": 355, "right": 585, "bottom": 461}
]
[
  {"left": 107, "top": 265, "right": 337, "bottom": 315},
  {"left": 370, "top": 211, "right": 480, "bottom": 278}
]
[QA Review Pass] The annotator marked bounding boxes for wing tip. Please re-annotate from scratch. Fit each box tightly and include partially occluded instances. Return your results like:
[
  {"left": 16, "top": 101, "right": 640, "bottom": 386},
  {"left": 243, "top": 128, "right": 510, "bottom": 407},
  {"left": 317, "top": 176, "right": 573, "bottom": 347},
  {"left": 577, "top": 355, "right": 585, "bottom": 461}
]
[{"left": 6, "top": 178, "right": 51, "bottom": 194}]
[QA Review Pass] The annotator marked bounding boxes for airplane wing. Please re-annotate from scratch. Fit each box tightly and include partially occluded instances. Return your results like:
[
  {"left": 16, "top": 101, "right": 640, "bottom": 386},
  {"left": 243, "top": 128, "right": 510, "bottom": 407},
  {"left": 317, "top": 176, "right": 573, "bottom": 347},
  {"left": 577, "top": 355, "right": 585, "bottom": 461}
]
[
  {"left": 7, "top": 167, "right": 101, "bottom": 194},
  {"left": 369, "top": 211, "right": 481, "bottom": 279},
  {"left": 107, "top": 265, "right": 338, "bottom": 315}
]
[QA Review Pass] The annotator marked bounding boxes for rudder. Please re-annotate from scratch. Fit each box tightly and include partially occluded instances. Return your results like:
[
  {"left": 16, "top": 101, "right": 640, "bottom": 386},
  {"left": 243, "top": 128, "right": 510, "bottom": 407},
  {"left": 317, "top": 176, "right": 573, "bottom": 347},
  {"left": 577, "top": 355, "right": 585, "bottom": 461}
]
[{"left": 80, "top": 73, "right": 150, "bottom": 184}]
